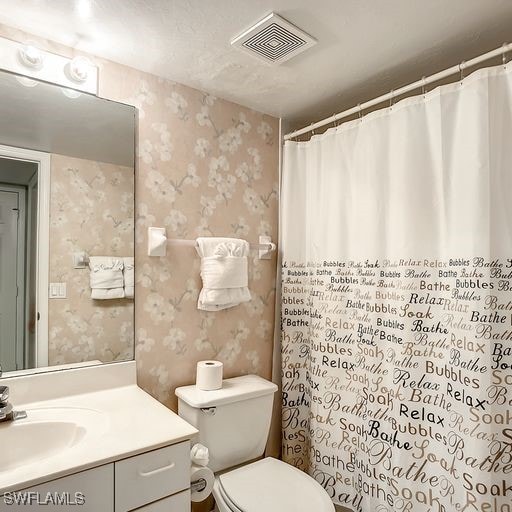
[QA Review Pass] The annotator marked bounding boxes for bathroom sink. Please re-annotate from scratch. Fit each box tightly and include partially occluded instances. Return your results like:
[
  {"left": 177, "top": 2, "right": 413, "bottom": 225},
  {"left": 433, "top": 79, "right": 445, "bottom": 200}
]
[
  {"left": 0, "top": 364, "right": 198, "bottom": 494},
  {"left": 0, "top": 407, "right": 108, "bottom": 472}
]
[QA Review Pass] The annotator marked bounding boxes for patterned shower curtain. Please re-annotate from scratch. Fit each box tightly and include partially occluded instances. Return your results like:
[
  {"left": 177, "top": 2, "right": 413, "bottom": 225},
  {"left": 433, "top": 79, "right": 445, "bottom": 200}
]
[{"left": 281, "top": 63, "right": 512, "bottom": 512}]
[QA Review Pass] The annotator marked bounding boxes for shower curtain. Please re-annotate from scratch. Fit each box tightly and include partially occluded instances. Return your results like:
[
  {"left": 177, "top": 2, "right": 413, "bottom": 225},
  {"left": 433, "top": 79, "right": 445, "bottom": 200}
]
[{"left": 281, "top": 63, "right": 512, "bottom": 512}]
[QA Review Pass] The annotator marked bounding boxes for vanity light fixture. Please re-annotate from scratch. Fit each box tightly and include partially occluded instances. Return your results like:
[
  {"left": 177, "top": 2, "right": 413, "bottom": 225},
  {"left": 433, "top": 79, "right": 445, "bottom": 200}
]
[
  {"left": 18, "top": 43, "right": 44, "bottom": 70},
  {"left": 0, "top": 36, "right": 99, "bottom": 95},
  {"left": 66, "top": 56, "right": 90, "bottom": 83}
]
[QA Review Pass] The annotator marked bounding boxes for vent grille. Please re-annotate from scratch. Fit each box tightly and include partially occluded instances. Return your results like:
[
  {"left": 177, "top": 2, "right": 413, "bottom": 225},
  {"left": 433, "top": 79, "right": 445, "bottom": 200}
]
[
  {"left": 231, "top": 13, "right": 316, "bottom": 65},
  {"left": 242, "top": 23, "right": 306, "bottom": 61}
]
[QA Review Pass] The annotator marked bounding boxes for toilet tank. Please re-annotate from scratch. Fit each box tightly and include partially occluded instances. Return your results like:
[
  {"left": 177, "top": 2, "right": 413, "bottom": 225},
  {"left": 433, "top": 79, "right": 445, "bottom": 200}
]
[{"left": 176, "top": 375, "right": 277, "bottom": 472}]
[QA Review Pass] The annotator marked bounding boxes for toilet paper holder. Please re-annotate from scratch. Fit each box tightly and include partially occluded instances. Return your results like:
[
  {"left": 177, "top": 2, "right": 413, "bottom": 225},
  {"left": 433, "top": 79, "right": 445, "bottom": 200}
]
[
  {"left": 190, "top": 446, "right": 214, "bottom": 502},
  {"left": 191, "top": 478, "right": 208, "bottom": 493}
]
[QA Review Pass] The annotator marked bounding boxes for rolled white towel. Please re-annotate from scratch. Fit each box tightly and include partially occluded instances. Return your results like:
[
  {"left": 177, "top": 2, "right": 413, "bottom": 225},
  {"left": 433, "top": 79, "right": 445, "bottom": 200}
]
[
  {"left": 196, "top": 237, "right": 251, "bottom": 311},
  {"left": 89, "top": 256, "right": 125, "bottom": 300},
  {"left": 91, "top": 288, "right": 126, "bottom": 300}
]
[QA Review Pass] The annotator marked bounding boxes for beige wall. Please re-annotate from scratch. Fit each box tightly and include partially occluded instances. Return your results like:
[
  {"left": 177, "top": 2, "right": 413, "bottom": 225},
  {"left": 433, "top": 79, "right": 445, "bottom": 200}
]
[
  {"left": 0, "top": 25, "right": 279, "bottom": 411},
  {"left": 48, "top": 154, "right": 134, "bottom": 366},
  {"left": 104, "top": 60, "right": 280, "bottom": 411}
]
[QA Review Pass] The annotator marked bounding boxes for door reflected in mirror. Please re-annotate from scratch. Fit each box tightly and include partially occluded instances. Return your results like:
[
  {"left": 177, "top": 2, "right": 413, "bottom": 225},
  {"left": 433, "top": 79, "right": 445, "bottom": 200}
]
[
  {"left": 0, "top": 70, "right": 136, "bottom": 375},
  {"left": 0, "top": 159, "right": 37, "bottom": 371}
]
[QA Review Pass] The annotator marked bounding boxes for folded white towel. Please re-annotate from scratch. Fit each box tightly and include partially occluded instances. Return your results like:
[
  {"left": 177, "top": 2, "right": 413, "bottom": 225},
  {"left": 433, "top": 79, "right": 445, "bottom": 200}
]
[
  {"left": 123, "top": 257, "right": 135, "bottom": 299},
  {"left": 89, "top": 256, "right": 125, "bottom": 300},
  {"left": 196, "top": 237, "right": 251, "bottom": 311},
  {"left": 91, "top": 288, "right": 126, "bottom": 300}
]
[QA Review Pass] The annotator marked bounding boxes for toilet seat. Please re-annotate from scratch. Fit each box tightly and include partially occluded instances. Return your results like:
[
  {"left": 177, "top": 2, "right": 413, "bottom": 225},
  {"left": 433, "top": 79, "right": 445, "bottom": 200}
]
[
  {"left": 215, "top": 480, "right": 243, "bottom": 512},
  {"left": 216, "top": 457, "right": 334, "bottom": 512}
]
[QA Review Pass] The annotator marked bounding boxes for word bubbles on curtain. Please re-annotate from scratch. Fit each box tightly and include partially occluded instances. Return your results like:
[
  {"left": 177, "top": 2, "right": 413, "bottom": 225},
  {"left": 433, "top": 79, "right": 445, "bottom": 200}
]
[{"left": 281, "top": 63, "right": 512, "bottom": 512}]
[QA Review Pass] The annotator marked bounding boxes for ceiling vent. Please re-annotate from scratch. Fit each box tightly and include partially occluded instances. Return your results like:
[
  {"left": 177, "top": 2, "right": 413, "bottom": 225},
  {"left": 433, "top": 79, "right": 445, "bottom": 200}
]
[{"left": 231, "top": 13, "right": 317, "bottom": 65}]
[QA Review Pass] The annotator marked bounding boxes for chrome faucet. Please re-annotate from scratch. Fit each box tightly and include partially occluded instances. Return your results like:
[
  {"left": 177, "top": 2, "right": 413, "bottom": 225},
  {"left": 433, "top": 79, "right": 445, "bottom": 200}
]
[{"left": 0, "top": 366, "right": 27, "bottom": 422}]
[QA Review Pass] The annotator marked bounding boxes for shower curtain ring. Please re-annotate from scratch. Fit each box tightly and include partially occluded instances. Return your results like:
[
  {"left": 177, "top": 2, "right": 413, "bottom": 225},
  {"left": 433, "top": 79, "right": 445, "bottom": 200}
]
[
  {"left": 357, "top": 103, "right": 362, "bottom": 122},
  {"left": 389, "top": 90, "right": 394, "bottom": 108},
  {"left": 459, "top": 61, "right": 466, "bottom": 82},
  {"left": 502, "top": 43, "right": 509, "bottom": 66},
  {"left": 421, "top": 76, "right": 427, "bottom": 96},
  {"left": 311, "top": 122, "right": 315, "bottom": 135}
]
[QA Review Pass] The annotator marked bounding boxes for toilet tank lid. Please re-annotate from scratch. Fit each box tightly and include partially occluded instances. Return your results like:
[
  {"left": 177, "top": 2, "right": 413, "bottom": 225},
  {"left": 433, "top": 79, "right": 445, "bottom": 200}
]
[{"left": 175, "top": 375, "right": 278, "bottom": 408}]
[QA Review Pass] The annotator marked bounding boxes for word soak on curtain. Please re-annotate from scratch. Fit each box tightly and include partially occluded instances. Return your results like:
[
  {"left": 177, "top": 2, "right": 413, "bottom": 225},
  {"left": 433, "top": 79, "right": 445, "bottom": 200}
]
[{"left": 281, "top": 63, "right": 512, "bottom": 512}]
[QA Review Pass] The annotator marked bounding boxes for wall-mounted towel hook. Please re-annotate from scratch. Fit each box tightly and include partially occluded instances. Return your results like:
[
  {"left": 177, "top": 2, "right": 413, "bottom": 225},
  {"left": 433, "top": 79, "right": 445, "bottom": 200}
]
[{"left": 73, "top": 251, "right": 89, "bottom": 269}]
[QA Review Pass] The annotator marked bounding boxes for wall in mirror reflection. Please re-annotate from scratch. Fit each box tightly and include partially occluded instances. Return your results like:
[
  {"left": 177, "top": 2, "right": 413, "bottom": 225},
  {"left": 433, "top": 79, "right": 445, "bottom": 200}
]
[{"left": 48, "top": 154, "right": 134, "bottom": 366}]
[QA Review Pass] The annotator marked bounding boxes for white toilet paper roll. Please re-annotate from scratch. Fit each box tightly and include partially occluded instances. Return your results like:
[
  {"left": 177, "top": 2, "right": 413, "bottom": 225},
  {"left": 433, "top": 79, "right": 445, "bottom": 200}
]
[
  {"left": 190, "top": 463, "right": 214, "bottom": 502},
  {"left": 196, "top": 360, "right": 223, "bottom": 391}
]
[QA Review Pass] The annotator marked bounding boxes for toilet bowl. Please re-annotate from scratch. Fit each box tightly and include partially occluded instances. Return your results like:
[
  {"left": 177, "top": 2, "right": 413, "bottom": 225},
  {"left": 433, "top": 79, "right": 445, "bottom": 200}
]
[
  {"left": 212, "top": 457, "right": 334, "bottom": 512},
  {"left": 175, "top": 375, "right": 334, "bottom": 512}
]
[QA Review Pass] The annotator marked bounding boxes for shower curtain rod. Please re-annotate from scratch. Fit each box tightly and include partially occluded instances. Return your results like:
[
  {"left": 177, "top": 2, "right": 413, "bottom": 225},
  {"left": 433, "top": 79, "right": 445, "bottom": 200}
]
[{"left": 284, "top": 42, "right": 512, "bottom": 141}]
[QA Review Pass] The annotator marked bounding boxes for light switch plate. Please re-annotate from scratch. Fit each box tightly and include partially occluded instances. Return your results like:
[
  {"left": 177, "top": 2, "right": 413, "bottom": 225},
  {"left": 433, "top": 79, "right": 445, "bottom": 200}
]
[{"left": 49, "top": 282, "right": 67, "bottom": 299}]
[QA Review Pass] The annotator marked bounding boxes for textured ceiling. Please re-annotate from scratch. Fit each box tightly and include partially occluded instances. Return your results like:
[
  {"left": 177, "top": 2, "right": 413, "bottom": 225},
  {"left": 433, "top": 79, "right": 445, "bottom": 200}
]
[{"left": 1, "top": 0, "right": 512, "bottom": 130}]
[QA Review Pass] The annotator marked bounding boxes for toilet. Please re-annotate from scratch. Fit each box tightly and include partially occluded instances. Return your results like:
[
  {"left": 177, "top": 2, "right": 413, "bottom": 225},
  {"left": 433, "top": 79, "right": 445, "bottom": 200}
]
[{"left": 175, "top": 375, "right": 334, "bottom": 512}]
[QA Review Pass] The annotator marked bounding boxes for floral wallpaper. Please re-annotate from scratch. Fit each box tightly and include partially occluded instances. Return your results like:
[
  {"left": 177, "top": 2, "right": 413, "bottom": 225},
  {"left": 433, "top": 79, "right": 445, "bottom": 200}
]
[
  {"left": 0, "top": 25, "right": 279, "bottom": 412},
  {"left": 103, "top": 67, "right": 280, "bottom": 410},
  {"left": 48, "top": 154, "right": 134, "bottom": 365}
]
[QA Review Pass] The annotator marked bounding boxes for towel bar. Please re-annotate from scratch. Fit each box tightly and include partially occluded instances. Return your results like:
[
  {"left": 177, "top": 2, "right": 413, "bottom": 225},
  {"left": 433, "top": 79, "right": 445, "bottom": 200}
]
[{"left": 147, "top": 227, "right": 276, "bottom": 259}]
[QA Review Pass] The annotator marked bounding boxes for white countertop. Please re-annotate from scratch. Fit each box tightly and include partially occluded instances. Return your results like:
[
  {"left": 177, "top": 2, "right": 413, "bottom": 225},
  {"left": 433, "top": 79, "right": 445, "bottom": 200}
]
[{"left": 0, "top": 362, "right": 198, "bottom": 492}]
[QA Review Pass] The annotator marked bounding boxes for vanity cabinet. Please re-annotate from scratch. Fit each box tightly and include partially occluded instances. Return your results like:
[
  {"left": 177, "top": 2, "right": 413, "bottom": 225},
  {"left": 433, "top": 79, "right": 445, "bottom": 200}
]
[
  {"left": 115, "top": 442, "right": 190, "bottom": 512},
  {"left": 1, "top": 464, "right": 114, "bottom": 511},
  {"left": 2, "top": 441, "right": 191, "bottom": 512},
  {"left": 131, "top": 491, "right": 190, "bottom": 511}
]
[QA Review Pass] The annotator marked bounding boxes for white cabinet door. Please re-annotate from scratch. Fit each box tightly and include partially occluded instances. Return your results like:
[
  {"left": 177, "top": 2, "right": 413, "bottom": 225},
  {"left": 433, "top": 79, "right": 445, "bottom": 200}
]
[
  {"left": 132, "top": 490, "right": 190, "bottom": 511},
  {"left": 0, "top": 464, "right": 114, "bottom": 511},
  {"left": 115, "top": 442, "right": 190, "bottom": 512}
]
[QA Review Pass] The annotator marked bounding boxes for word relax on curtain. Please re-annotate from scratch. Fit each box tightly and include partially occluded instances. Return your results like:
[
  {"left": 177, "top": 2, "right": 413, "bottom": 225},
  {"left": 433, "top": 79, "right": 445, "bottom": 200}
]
[{"left": 281, "top": 256, "right": 512, "bottom": 512}]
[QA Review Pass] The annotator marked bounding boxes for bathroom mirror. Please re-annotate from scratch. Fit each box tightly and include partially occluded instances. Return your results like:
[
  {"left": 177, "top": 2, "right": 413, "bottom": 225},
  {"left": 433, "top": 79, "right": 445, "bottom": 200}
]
[{"left": 0, "top": 70, "right": 136, "bottom": 375}]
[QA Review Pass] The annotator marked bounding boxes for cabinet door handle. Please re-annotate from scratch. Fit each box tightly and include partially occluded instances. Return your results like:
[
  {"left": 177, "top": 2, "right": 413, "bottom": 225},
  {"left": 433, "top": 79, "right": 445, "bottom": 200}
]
[{"left": 139, "top": 462, "right": 176, "bottom": 477}]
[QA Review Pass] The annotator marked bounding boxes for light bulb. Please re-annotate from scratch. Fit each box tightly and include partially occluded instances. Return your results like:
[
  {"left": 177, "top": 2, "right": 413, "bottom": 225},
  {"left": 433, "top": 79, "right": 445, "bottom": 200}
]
[
  {"left": 18, "top": 43, "right": 44, "bottom": 70},
  {"left": 66, "top": 56, "right": 90, "bottom": 83}
]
